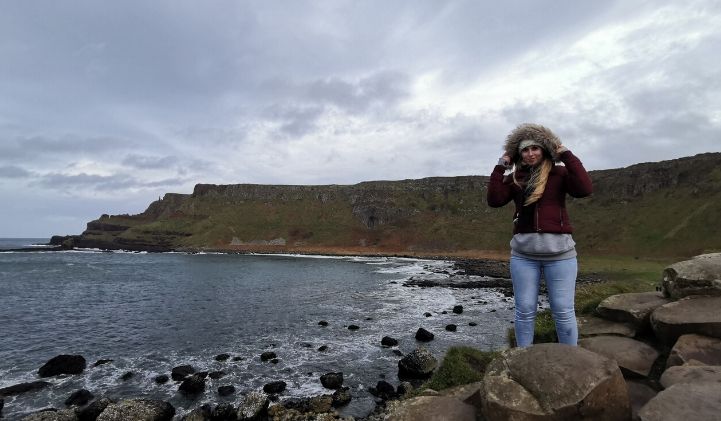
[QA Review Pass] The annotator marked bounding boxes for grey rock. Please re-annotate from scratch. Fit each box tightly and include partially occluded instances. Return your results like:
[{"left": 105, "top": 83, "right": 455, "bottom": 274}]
[
  {"left": 96, "top": 399, "right": 175, "bottom": 421},
  {"left": 660, "top": 364, "right": 721, "bottom": 388},
  {"left": 595, "top": 292, "right": 669, "bottom": 331},
  {"left": 666, "top": 333, "right": 721, "bottom": 368},
  {"left": 398, "top": 347, "right": 438, "bottom": 379},
  {"left": 638, "top": 382, "right": 721, "bottom": 420},
  {"left": 579, "top": 336, "right": 660, "bottom": 377},
  {"left": 384, "top": 396, "right": 476, "bottom": 421},
  {"left": 414, "top": 327, "right": 434, "bottom": 342},
  {"left": 38, "top": 355, "right": 87, "bottom": 377},
  {"left": 22, "top": 409, "right": 79, "bottom": 421},
  {"left": 577, "top": 315, "right": 636, "bottom": 338},
  {"left": 259, "top": 352, "right": 276, "bottom": 362},
  {"left": 661, "top": 252, "right": 721, "bottom": 299},
  {"left": 625, "top": 380, "right": 658, "bottom": 421},
  {"left": 320, "top": 372, "right": 343, "bottom": 389},
  {"left": 651, "top": 296, "right": 721, "bottom": 344},
  {"left": 381, "top": 336, "right": 398, "bottom": 347},
  {"left": 236, "top": 391, "right": 269, "bottom": 421},
  {"left": 481, "top": 343, "right": 630, "bottom": 420}
]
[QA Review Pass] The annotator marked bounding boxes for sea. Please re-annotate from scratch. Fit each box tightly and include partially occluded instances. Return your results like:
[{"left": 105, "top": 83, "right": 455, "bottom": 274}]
[{"left": 0, "top": 238, "right": 516, "bottom": 419}]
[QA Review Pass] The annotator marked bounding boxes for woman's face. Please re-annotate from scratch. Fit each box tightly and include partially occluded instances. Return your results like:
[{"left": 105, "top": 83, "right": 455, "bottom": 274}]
[{"left": 521, "top": 145, "right": 543, "bottom": 166}]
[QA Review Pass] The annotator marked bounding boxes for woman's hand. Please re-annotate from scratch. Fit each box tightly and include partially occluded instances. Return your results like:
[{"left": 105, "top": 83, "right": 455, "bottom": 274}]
[{"left": 556, "top": 144, "right": 568, "bottom": 154}]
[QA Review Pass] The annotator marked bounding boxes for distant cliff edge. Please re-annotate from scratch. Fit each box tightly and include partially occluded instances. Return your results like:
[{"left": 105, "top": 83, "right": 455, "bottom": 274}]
[{"left": 54, "top": 153, "right": 721, "bottom": 257}]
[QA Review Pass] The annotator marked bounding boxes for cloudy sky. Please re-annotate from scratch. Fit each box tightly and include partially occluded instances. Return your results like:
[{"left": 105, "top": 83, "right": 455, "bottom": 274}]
[{"left": 2, "top": 1, "right": 720, "bottom": 237}]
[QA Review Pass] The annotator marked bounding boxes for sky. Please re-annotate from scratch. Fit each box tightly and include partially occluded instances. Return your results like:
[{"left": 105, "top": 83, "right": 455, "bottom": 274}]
[{"left": 1, "top": 0, "right": 720, "bottom": 237}]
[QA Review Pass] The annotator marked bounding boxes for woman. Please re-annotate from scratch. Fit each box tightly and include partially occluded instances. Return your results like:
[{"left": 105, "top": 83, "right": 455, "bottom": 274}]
[{"left": 487, "top": 123, "right": 593, "bottom": 347}]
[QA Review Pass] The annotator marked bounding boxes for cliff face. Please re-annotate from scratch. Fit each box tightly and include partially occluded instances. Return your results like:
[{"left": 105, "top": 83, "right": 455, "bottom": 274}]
[{"left": 71, "top": 153, "right": 721, "bottom": 257}]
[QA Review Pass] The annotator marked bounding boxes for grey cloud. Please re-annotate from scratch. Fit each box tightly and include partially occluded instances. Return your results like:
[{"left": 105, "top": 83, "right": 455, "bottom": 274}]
[
  {"left": 306, "top": 71, "right": 410, "bottom": 113},
  {"left": 0, "top": 165, "right": 32, "bottom": 178},
  {"left": 122, "top": 154, "right": 179, "bottom": 170},
  {"left": 35, "top": 172, "right": 186, "bottom": 192},
  {"left": 0, "top": 134, "right": 137, "bottom": 161}
]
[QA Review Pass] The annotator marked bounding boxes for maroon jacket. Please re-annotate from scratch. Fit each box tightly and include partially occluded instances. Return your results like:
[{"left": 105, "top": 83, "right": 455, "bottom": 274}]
[{"left": 487, "top": 150, "right": 593, "bottom": 234}]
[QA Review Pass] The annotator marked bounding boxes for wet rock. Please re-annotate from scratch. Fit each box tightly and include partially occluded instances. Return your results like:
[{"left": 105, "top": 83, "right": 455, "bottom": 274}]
[
  {"left": 392, "top": 350, "right": 403, "bottom": 356},
  {"left": 93, "top": 359, "right": 113, "bottom": 367},
  {"left": 77, "top": 397, "right": 112, "bottom": 421},
  {"left": 666, "top": 333, "right": 721, "bottom": 368},
  {"left": 424, "top": 312, "right": 432, "bottom": 317},
  {"left": 481, "top": 343, "right": 630, "bottom": 420},
  {"left": 38, "top": 355, "right": 87, "bottom": 377},
  {"left": 651, "top": 296, "right": 721, "bottom": 344},
  {"left": 660, "top": 364, "right": 721, "bottom": 388},
  {"left": 208, "top": 371, "right": 225, "bottom": 380},
  {"left": 154, "top": 374, "right": 169, "bottom": 384},
  {"left": 348, "top": 324, "right": 360, "bottom": 330},
  {"left": 661, "top": 252, "right": 721, "bottom": 299},
  {"left": 214, "top": 353, "right": 230, "bottom": 362},
  {"left": 332, "top": 387, "right": 352, "bottom": 407},
  {"left": 318, "top": 320, "right": 328, "bottom": 326},
  {"left": 283, "top": 395, "right": 333, "bottom": 413},
  {"left": 181, "top": 404, "right": 211, "bottom": 421},
  {"left": 577, "top": 315, "right": 636, "bottom": 338},
  {"left": 579, "top": 336, "right": 659, "bottom": 377},
  {"left": 217, "top": 385, "right": 235, "bottom": 397},
  {"left": 317, "top": 345, "right": 328, "bottom": 352},
  {"left": 259, "top": 351, "right": 277, "bottom": 362},
  {"left": 638, "top": 382, "right": 721, "bottom": 420},
  {"left": 171, "top": 365, "right": 195, "bottom": 381},
  {"left": 270, "top": 358, "right": 279, "bottom": 364},
  {"left": 320, "top": 372, "right": 343, "bottom": 389},
  {"left": 22, "top": 408, "right": 79, "bottom": 421},
  {"left": 453, "top": 305, "right": 463, "bottom": 314},
  {"left": 396, "top": 382, "right": 414, "bottom": 398},
  {"left": 370, "top": 380, "right": 397, "bottom": 401},
  {"left": 96, "top": 399, "right": 175, "bottom": 421},
  {"left": 232, "top": 356, "right": 243, "bottom": 362},
  {"left": 65, "top": 389, "right": 94, "bottom": 407},
  {"left": 398, "top": 348, "right": 438, "bottom": 379},
  {"left": 120, "top": 372, "right": 133, "bottom": 381},
  {"left": 179, "top": 374, "right": 206, "bottom": 396},
  {"left": 381, "top": 336, "right": 398, "bottom": 347},
  {"left": 445, "top": 324, "right": 457, "bottom": 332},
  {"left": 262, "top": 381, "right": 286, "bottom": 394},
  {"left": 596, "top": 292, "right": 670, "bottom": 331},
  {"left": 469, "top": 322, "right": 478, "bottom": 326},
  {"left": 415, "top": 327, "right": 434, "bottom": 342},
  {"left": 626, "top": 380, "right": 658, "bottom": 420},
  {"left": 0, "top": 381, "right": 51, "bottom": 397},
  {"left": 211, "top": 403, "right": 235, "bottom": 420},
  {"left": 236, "top": 391, "right": 269, "bottom": 421}
]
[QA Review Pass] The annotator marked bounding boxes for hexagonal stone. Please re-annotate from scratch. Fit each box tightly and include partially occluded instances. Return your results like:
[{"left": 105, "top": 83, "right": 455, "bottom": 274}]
[
  {"left": 638, "top": 382, "right": 721, "bottom": 420},
  {"left": 578, "top": 315, "right": 636, "bottom": 338},
  {"left": 651, "top": 296, "right": 721, "bottom": 344},
  {"left": 579, "top": 336, "right": 659, "bottom": 378},
  {"left": 596, "top": 292, "right": 669, "bottom": 331},
  {"left": 665, "top": 334, "right": 721, "bottom": 368},
  {"left": 660, "top": 364, "right": 721, "bottom": 388}
]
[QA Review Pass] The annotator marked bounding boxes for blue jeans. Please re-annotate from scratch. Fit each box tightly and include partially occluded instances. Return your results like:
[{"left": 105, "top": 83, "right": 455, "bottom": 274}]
[{"left": 510, "top": 255, "right": 578, "bottom": 347}]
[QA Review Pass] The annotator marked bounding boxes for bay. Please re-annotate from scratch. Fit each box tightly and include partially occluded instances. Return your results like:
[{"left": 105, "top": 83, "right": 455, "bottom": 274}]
[{"left": 0, "top": 240, "right": 513, "bottom": 419}]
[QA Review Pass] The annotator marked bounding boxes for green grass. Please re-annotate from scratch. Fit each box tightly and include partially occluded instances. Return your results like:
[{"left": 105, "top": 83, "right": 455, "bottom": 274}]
[{"left": 420, "top": 346, "right": 500, "bottom": 392}]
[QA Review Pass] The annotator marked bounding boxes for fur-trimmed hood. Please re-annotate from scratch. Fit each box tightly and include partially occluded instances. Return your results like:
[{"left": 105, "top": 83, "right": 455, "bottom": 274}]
[{"left": 504, "top": 123, "right": 562, "bottom": 163}]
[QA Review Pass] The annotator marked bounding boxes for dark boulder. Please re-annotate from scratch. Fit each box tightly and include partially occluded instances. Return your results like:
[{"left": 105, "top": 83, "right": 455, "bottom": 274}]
[
  {"left": 38, "top": 355, "right": 87, "bottom": 377},
  {"left": 370, "top": 380, "right": 396, "bottom": 400},
  {"left": 214, "top": 353, "right": 230, "bottom": 362},
  {"left": 0, "top": 381, "right": 51, "bottom": 397},
  {"left": 120, "top": 372, "right": 133, "bottom": 381},
  {"left": 318, "top": 320, "right": 329, "bottom": 326},
  {"left": 181, "top": 404, "right": 211, "bottom": 421},
  {"left": 381, "top": 336, "right": 399, "bottom": 347},
  {"left": 415, "top": 327, "right": 434, "bottom": 342},
  {"left": 154, "top": 374, "right": 169, "bottom": 384},
  {"left": 396, "top": 381, "right": 414, "bottom": 397},
  {"left": 424, "top": 312, "right": 432, "bottom": 317},
  {"left": 179, "top": 374, "right": 206, "bottom": 397},
  {"left": 317, "top": 345, "right": 328, "bottom": 352},
  {"left": 398, "top": 348, "right": 438, "bottom": 379},
  {"left": 78, "top": 397, "right": 112, "bottom": 421},
  {"left": 65, "top": 389, "right": 94, "bottom": 406},
  {"left": 211, "top": 403, "right": 235, "bottom": 420},
  {"left": 445, "top": 324, "right": 457, "bottom": 332},
  {"left": 93, "top": 359, "right": 113, "bottom": 367},
  {"left": 332, "top": 387, "right": 352, "bottom": 407},
  {"left": 208, "top": 371, "right": 225, "bottom": 380},
  {"left": 320, "top": 372, "right": 343, "bottom": 389},
  {"left": 453, "top": 305, "right": 463, "bottom": 314},
  {"left": 260, "top": 351, "right": 277, "bottom": 362},
  {"left": 171, "top": 365, "right": 195, "bottom": 381},
  {"left": 348, "top": 325, "right": 360, "bottom": 330},
  {"left": 469, "top": 322, "right": 478, "bottom": 326},
  {"left": 218, "top": 385, "right": 235, "bottom": 397},
  {"left": 392, "top": 350, "right": 403, "bottom": 356},
  {"left": 263, "top": 381, "right": 286, "bottom": 394}
]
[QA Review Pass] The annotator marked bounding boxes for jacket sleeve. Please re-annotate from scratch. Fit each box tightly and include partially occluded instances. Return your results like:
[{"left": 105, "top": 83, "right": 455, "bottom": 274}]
[
  {"left": 487, "top": 165, "right": 514, "bottom": 207},
  {"left": 560, "top": 150, "right": 593, "bottom": 198}
]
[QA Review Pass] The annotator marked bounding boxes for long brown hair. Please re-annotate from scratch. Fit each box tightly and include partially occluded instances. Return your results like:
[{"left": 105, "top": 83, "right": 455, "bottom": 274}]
[{"left": 512, "top": 158, "right": 553, "bottom": 206}]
